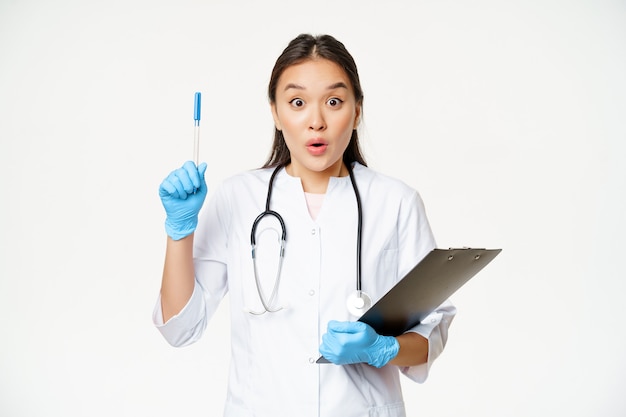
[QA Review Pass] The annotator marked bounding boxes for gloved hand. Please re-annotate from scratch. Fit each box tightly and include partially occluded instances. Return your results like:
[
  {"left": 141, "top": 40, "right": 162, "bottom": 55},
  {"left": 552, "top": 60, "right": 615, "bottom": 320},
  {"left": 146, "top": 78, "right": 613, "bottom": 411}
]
[
  {"left": 159, "top": 161, "right": 208, "bottom": 240},
  {"left": 319, "top": 320, "right": 399, "bottom": 368}
]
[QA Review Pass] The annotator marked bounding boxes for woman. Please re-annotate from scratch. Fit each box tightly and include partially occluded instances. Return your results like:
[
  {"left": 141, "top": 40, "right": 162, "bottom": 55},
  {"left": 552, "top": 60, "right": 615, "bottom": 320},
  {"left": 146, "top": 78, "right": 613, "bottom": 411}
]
[{"left": 155, "top": 33, "right": 456, "bottom": 417}]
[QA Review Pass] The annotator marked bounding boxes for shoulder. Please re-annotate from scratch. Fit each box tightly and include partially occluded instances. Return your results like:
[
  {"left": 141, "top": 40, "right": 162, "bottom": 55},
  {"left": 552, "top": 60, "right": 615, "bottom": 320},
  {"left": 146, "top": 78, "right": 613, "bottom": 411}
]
[
  {"left": 215, "top": 167, "right": 274, "bottom": 194},
  {"left": 204, "top": 168, "right": 275, "bottom": 215},
  {"left": 352, "top": 163, "right": 419, "bottom": 199}
]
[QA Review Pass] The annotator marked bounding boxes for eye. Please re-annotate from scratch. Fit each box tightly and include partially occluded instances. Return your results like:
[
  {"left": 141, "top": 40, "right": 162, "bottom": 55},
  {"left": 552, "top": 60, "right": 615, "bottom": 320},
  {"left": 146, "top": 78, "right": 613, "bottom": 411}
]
[
  {"left": 327, "top": 97, "right": 344, "bottom": 107},
  {"left": 289, "top": 98, "right": 305, "bottom": 108}
]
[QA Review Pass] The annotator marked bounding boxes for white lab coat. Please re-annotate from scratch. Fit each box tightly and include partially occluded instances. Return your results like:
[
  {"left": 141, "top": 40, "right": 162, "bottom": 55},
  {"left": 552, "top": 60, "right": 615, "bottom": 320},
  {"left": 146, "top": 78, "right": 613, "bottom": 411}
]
[{"left": 153, "top": 163, "right": 456, "bottom": 417}]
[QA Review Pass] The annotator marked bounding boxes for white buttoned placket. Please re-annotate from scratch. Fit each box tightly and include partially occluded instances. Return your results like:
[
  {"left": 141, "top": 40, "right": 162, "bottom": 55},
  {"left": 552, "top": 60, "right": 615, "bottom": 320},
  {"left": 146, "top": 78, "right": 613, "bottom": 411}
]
[{"left": 306, "top": 223, "right": 322, "bottom": 367}]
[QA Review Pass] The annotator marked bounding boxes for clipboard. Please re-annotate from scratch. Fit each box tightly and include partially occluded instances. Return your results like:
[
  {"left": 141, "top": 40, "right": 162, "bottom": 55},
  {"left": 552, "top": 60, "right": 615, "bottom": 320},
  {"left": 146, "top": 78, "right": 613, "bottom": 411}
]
[{"left": 317, "top": 247, "right": 501, "bottom": 363}]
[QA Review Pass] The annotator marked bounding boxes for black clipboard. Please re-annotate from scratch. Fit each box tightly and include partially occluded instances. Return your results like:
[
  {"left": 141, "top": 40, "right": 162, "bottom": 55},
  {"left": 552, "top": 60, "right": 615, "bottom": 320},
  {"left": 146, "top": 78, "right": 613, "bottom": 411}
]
[{"left": 317, "top": 247, "right": 501, "bottom": 363}]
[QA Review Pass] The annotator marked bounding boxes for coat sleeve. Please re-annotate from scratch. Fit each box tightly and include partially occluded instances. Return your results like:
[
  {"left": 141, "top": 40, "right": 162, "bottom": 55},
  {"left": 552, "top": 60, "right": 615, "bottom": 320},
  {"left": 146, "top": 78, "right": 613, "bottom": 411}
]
[
  {"left": 399, "top": 300, "right": 457, "bottom": 382},
  {"left": 152, "top": 184, "right": 230, "bottom": 347},
  {"left": 395, "top": 190, "right": 457, "bottom": 383}
]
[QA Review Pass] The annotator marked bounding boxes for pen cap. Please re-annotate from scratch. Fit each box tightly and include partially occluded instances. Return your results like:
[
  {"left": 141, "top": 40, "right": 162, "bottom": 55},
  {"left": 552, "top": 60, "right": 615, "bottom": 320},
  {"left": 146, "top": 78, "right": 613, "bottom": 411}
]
[{"left": 194, "top": 92, "right": 201, "bottom": 121}]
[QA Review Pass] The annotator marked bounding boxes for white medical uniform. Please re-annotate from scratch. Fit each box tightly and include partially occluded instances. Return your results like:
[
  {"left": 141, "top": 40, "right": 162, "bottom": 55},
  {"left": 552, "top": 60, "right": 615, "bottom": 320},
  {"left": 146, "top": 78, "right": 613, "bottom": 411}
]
[{"left": 154, "top": 163, "right": 456, "bottom": 417}]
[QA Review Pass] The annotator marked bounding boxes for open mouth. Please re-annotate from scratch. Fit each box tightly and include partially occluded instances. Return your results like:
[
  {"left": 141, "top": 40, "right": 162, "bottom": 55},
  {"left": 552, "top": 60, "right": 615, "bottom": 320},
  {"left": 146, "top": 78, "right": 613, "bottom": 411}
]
[{"left": 306, "top": 140, "right": 328, "bottom": 155}]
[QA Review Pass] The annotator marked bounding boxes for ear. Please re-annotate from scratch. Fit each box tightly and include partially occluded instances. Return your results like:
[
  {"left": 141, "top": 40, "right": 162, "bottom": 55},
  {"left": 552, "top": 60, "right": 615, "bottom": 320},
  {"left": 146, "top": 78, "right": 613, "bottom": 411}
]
[
  {"left": 353, "top": 103, "right": 362, "bottom": 129},
  {"left": 271, "top": 103, "right": 282, "bottom": 131}
]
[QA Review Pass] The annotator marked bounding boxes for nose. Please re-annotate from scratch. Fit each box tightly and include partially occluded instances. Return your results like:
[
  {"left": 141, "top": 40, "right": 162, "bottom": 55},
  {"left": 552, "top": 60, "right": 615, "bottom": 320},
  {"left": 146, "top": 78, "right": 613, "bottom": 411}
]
[{"left": 308, "top": 106, "right": 326, "bottom": 131}]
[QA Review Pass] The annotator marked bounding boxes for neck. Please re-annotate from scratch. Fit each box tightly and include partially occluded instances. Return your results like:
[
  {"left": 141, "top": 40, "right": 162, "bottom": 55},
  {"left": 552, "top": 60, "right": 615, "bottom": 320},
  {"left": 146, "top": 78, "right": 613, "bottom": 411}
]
[{"left": 287, "top": 161, "right": 346, "bottom": 193}]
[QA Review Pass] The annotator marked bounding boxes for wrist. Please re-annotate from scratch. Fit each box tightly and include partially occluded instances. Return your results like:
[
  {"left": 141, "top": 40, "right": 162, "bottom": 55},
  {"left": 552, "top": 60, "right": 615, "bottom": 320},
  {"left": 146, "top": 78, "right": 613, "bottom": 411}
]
[
  {"left": 369, "top": 335, "right": 400, "bottom": 368},
  {"left": 165, "top": 216, "right": 198, "bottom": 240}
]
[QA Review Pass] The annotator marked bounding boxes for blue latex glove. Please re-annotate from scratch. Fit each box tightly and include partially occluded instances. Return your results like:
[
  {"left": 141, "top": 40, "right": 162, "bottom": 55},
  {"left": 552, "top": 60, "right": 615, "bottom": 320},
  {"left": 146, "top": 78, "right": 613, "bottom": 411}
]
[
  {"left": 159, "top": 161, "right": 208, "bottom": 240},
  {"left": 319, "top": 320, "right": 399, "bottom": 368}
]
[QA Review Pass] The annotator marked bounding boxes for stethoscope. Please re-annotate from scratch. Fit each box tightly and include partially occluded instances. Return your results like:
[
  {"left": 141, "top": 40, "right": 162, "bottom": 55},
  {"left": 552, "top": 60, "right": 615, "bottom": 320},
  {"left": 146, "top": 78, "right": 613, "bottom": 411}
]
[{"left": 249, "top": 162, "right": 372, "bottom": 316}]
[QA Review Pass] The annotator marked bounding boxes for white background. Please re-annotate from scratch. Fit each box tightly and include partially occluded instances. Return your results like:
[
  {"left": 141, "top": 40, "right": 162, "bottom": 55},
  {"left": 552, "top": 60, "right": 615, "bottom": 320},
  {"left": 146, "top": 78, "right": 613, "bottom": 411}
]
[{"left": 1, "top": 0, "right": 625, "bottom": 416}]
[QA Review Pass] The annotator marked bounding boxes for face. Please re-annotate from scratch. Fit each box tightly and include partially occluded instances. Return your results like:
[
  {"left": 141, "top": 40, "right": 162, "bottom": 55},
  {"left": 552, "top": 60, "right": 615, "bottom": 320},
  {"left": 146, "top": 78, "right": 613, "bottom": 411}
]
[{"left": 271, "top": 58, "right": 361, "bottom": 179}]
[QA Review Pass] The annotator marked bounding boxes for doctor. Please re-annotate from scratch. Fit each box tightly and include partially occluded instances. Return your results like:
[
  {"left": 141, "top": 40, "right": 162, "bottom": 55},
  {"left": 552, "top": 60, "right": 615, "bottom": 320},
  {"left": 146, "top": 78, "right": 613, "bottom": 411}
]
[{"left": 154, "top": 33, "right": 456, "bottom": 417}]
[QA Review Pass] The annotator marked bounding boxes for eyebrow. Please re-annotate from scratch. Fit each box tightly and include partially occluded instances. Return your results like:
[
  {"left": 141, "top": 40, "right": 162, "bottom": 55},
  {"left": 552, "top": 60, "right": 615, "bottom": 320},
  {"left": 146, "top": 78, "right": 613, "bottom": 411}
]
[{"left": 283, "top": 81, "right": 349, "bottom": 91}]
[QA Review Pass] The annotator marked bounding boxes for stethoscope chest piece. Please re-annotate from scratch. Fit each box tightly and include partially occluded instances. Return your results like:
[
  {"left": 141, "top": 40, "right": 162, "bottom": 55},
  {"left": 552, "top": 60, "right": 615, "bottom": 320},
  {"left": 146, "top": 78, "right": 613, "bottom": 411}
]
[{"left": 346, "top": 290, "right": 372, "bottom": 317}]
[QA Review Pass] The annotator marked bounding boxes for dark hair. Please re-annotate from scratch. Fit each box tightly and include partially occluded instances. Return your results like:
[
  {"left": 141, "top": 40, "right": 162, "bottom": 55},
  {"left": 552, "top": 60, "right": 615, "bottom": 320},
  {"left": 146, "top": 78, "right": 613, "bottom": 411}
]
[{"left": 262, "top": 34, "right": 367, "bottom": 168}]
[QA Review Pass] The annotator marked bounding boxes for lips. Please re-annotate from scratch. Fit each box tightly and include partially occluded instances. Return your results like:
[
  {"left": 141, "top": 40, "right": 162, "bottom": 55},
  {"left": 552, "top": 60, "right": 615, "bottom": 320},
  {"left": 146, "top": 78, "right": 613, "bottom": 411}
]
[{"left": 306, "top": 138, "right": 328, "bottom": 155}]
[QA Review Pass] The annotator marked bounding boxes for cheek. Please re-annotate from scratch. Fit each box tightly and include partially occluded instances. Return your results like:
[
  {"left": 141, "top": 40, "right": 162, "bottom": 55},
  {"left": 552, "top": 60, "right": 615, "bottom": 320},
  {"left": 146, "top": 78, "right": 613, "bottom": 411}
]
[
  {"left": 336, "top": 113, "right": 356, "bottom": 136},
  {"left": 279, "top": 113, "right": 307, "bottom": 136}
]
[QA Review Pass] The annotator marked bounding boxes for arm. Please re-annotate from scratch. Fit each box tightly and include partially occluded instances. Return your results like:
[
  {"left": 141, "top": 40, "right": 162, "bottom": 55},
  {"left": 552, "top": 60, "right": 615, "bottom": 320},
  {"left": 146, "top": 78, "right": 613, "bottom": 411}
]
[
  {"left": 160, "top": 234, "right": 196, "bottom": 322},
  {"left": 392, "top": 190, "right": 456, "bottom": 377},
  {"left": 399, "top": 301, "right": 457, "bottom": 381},
  {"left": 157, "top": 161, "right": 208, "bottom": 322},
  {"left": 389, "top": 332, "right": 428, "bottom": 367}
]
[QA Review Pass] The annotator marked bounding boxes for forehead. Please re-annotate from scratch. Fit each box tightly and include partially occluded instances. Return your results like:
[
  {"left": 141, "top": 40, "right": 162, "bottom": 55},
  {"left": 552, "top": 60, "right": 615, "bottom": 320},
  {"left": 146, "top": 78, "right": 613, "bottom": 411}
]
[{"left": 277, "top": 58, "right": 352, "bottom": 91}]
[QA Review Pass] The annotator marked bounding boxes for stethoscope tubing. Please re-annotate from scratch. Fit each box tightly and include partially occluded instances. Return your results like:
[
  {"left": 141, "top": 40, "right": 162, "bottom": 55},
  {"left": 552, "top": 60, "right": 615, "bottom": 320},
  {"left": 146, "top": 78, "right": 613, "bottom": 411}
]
[
  {"left": 249, "top": 162, "right": 364, "bottom": 314},
  {"left": 346, "top": 163, "right": 363, "bottom": 293},
  {"left": 251, "top": 165, "right": 287, "bottom": 247}
]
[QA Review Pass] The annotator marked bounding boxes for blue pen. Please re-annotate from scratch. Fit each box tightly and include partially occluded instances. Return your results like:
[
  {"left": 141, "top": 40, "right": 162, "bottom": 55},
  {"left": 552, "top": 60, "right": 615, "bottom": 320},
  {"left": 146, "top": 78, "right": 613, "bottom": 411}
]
[{"left": 193, "top": 92, "right": 201, "bottom": 166}]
